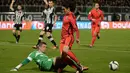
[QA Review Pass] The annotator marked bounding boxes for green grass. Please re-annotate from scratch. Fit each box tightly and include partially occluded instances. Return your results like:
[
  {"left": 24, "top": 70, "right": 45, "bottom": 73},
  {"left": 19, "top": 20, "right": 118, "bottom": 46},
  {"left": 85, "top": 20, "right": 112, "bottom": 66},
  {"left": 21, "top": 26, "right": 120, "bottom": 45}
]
[{"left": 0, "top": 29, "right": 130, "bottom": 73}]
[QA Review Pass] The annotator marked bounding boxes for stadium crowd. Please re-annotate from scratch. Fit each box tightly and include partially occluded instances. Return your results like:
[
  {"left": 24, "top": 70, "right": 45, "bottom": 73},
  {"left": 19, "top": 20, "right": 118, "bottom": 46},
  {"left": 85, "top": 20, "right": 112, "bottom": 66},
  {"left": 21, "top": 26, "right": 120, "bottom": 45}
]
[{"left": 0, "top": 0, "right": 130, "bottom": 6}]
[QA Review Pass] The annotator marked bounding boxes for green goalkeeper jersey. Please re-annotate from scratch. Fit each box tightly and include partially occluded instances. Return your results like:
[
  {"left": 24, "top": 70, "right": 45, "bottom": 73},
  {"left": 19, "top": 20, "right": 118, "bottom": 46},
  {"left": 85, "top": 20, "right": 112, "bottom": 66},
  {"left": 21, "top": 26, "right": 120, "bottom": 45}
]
[{"left": 26, "top": 50, "right": 53, "bottom": 71}]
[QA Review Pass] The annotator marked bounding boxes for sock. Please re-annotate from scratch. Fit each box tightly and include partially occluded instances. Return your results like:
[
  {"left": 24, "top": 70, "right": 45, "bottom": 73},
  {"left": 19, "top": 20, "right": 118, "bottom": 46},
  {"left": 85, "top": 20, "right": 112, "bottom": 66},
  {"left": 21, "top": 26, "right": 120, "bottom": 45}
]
[
  {"left": 47, "top": 36, "right": 57, "bottom": 46},
  {"left": 17, "top": 35, "right": 20, "bottom": 42},
  {"left": 91, "top": 36, "right": 96, "bottom": 46},
  {"left": 13, "top": 33, "right": 17, "bottom": 39},
  {"left": 97, "top": 33, "right": 100, "bottom": 39},
  {"left": 37, "top": 35, "right": 43, "bottom": 45},
  {"left": 66, "top": 50, "right": 79, "bottom": 64},
  {"left": 63, "top": 57, "right": 81, "bottom": 70}
]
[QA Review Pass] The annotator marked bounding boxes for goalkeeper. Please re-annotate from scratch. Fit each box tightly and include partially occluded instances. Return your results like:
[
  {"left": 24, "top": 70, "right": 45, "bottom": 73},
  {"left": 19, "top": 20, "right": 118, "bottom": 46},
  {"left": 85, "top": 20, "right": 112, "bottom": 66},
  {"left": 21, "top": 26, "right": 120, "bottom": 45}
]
[{"left": 10, "top": 42, "right": 83, "bottom": 73}]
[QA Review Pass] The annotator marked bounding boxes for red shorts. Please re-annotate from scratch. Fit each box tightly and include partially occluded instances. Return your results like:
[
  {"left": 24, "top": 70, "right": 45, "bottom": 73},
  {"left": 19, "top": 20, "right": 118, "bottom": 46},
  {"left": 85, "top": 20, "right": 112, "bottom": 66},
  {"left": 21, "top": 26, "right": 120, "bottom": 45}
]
[
  {"left": 91, "top": 25, "right": 100, "bottom": 36},
  {"left": 60, "top": 35, "right": 74, "bottom": 54}
]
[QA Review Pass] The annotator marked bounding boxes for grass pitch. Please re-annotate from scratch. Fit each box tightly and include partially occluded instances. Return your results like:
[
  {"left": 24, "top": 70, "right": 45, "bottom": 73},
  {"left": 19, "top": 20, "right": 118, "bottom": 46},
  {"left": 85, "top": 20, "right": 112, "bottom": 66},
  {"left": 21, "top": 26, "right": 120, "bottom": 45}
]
[{"left": 0, "top": 29, "right": 130, "bottom": 73}]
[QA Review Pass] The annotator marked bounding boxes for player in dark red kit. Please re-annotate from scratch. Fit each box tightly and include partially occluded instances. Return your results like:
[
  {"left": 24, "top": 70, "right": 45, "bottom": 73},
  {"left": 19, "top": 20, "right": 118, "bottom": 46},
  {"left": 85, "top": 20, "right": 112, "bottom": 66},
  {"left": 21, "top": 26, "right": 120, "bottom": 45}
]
[
  {"left": 59, "top": 0, "right": 88, "bottom": 73},
  {"left": 88, "top": 3, "right": 104, "bottom": 47}
]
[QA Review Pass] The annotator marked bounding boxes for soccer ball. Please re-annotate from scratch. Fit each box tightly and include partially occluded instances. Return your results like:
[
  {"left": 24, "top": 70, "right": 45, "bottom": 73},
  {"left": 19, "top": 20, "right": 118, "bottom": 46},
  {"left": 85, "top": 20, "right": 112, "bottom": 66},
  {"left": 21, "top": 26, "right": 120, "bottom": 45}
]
[{"left": 109, "top": 61, "right": 119, "bottom": 71}]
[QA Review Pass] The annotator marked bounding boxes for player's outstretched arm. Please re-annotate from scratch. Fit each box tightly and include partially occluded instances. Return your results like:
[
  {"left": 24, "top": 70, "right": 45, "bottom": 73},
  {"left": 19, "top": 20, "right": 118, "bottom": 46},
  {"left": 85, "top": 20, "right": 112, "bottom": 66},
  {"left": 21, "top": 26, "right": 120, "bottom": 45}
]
[
  {"left": 98, "top": 11, "right": 104, "bottom": 26},
  {"left": 10, "top": 63, "right": 23, "bottom": 71},
  {"left": 10, "top": 0, "right": 15, "bottom": 11},
  {"left": 10, "top": 58, "right": 31, "bottom": 71},
  {"left": 69, "top": 15, "right": 80, "bottom": 44}
]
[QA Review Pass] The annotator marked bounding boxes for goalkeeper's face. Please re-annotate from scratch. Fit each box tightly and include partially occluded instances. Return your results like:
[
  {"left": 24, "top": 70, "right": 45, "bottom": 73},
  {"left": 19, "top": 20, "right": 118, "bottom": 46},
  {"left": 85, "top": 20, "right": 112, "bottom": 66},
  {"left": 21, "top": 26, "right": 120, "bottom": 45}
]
[{"left": 39, "top": 44, "right": 47, "bottom": 52}]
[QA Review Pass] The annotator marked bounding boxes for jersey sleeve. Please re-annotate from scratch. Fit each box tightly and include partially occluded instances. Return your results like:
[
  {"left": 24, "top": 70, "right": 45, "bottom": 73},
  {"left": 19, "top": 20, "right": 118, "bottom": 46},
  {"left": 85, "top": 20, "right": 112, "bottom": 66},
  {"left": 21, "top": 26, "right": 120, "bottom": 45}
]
[
  {"left": 21, "top": 52, "right": 35, "bottom": 66},
  {"left": 69, "top": 14, "right": 76, "bottom": 29},
  {"left": 27, "top": 52, "right": 35, "bottom": 61},
  {"left": 69, "top": 14, "right": 80, "bottom": 39},
  {"left": 41, "top": 11, "right": 46, "bottom": 18},
  {"left": 88, "top": 10, "right": 92, "bottom": 21},
  {"left": 53, "top": 7, "right": 57, "bottom": 16},
  {"left": 75, "top": 24, "right": 80, "bottom": 39}
]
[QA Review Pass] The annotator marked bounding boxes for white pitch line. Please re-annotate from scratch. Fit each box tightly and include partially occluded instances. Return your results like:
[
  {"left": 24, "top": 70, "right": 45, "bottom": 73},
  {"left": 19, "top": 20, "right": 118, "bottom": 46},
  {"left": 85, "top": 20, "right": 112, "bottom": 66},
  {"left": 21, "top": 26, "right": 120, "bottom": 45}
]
[
  {"left": 86, "top": 48, "right": 130, "bottom": 53},
  {"left": 77, "top": 44, "right": 130, "bottom": 53},
  {"left": 0, "top": 42, "right": 33, "bottom": 47},
  {"left": 80, "top": 44, "right": 130, "bottom": 47},
  {"left": 0, "top": 42, "right": 130, "bottom": 53}
]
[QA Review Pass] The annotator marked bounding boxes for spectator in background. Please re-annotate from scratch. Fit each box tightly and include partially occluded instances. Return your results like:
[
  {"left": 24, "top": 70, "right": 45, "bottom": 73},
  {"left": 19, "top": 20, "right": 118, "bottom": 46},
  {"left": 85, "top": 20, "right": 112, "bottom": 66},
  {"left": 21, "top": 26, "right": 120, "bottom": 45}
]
[
  {"left": 74, "top": 8, "right": 81, "bottom": 20},
  {"left": 112, "top": 12, "right": 121, "bottom": 21},
  {"left": 0, "top": 0, "right": 130, "bottom": 6}
]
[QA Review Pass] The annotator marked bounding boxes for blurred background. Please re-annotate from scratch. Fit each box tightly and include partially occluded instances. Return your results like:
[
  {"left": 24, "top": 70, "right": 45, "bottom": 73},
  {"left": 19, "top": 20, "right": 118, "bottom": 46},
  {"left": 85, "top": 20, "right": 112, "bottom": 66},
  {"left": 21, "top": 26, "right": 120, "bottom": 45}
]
[{"left": 0, "top": 0, "right": 130, "bottom": 21}]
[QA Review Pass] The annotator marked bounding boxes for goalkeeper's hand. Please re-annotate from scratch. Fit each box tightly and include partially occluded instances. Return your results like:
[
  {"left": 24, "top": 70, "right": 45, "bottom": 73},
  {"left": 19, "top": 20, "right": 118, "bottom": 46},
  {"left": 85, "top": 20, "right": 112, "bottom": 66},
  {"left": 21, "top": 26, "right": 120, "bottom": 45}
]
[{"left": 10, "top": 68, "right": 18, "bottom": 71}]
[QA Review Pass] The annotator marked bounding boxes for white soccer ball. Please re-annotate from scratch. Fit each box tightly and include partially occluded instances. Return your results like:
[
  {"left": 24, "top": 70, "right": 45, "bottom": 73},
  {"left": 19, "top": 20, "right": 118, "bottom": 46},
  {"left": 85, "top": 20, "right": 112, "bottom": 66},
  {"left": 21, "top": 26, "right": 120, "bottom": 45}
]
[{"left": 109, "top": 61, "right": 119, "bottom": 71}]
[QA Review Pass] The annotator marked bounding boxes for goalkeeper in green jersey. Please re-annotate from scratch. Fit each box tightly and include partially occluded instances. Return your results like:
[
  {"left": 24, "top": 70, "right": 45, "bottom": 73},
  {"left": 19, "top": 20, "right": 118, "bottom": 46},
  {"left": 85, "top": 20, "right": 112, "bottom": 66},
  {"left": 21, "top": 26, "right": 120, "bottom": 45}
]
[{"left": 10, "top": 42, "right": 85, "bottom": 73}]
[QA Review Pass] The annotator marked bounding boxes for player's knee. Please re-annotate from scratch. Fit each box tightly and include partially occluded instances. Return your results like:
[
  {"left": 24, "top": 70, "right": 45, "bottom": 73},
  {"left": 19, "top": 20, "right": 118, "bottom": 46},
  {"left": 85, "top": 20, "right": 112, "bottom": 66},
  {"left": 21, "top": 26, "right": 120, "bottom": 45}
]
[
  {"left": 61, "top": 52, "right": 67, "bottom": 59},
  {"left": 18, "top": 31, "right": 21, "bottom": 35},
  {"left": 40, "top": 31, "right": 45, "bottom": 35},
  {"left": 12, "top": 30, "right": 16, "bottom": 33},
  {"left": 94, "top": 32, "right": 97, "bottom": 36},
  {"left": 63, "top": 46, "right": 69, "bottom": 53},
  {"left": 46, "top": 32, "right": 51, "bottom": 37}
]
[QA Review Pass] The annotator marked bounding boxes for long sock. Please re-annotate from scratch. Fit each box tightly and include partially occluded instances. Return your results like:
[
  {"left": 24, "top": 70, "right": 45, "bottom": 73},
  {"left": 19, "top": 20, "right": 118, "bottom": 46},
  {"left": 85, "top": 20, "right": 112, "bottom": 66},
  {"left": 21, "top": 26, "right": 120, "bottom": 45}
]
[
  {"left": 66, "top": 50, "right": 79, "bottom": 64},
  {"left": 47, "top": 36, "right": 57, "bottom": 46},
  {"left": 17, "top": 35, "right": 20, "bottom": 42},
  {"left": 13, "top": 33, "right": 17, "bottom": 39},
  {"left": 91, "top": 36, "right": 96, "bottom": 46},
  {"left": 37, "top": 35, "right": 43, "bottom": 45},
  {"left": 63, "top": 57, "right": 81, "bottom": 70}
]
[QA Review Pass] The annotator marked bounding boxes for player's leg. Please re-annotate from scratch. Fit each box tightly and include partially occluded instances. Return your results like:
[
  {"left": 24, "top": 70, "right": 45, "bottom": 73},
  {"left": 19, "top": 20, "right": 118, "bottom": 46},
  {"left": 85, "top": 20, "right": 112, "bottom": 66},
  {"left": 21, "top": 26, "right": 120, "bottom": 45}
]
[
  {"left": 16, "top": 24, "right": 22, "bottom": 43},
  {"left": 53, "top": 57, "right": 67, "bottom": 73},
  {"left": 46, "top": 32, "right": 58, "bottom": 49},
  {"left": 12, "top": 29, "right": 17, "bottom": 40},
  {"left": 60, "top": 40, "right": 80, "bottom": 69},
  {"left": 62, "top": 36, "right": 80, "bottom": 64},
  {"left": 33, "top": 29, "right": 45, "bottom": 48},
  {"left": 90, "top": 26, "right": 97, "bottom": 47},
  {"left": 46, "top": 24, "right": 58, "bottom": 49},
  {"left": 53, "top": 57, "right": 84, "bottom": 73},
  {"left": 65, "top": 56, "right": 83, "bottom": 69},
  {"left": 17, "top": 30, "right": 20, "bottom": 43},
  {"left": 96, "top": 26, "right": 100, "bottom": 39},
  {"left": 65, "top": 56, "right": 88, "bottom": 71},
  {"left": 37, "top": 30, "right": 45, "bottom": 45},
  {"left": 12, "top": 24, "right": 18, "bottom": 43},
  {"left": 65, "top": 38, "right": 88, "bottom": 70},
  {"left": 60, "top": 38, "right": 88, "bottom": 72},
  {"left": 59, "top": 42, "right": 64, "bottom": 54}
]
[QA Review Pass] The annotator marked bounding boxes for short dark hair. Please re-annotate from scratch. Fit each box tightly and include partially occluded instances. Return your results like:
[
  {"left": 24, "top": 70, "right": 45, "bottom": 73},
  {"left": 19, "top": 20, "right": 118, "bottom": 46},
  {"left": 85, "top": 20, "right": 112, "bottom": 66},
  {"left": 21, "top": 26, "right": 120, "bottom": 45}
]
[
  {"left": 62, "top": 0, "right": 76, "bottom": 12},
  {"left": 37, "top": 42, "right": 47, "bottom": 48},
  {"left": 94, "top": 2, "right": 100, "bottom": 6},
  {"left": 48, "top": 0, "right": 54, "bottom": 2}
]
